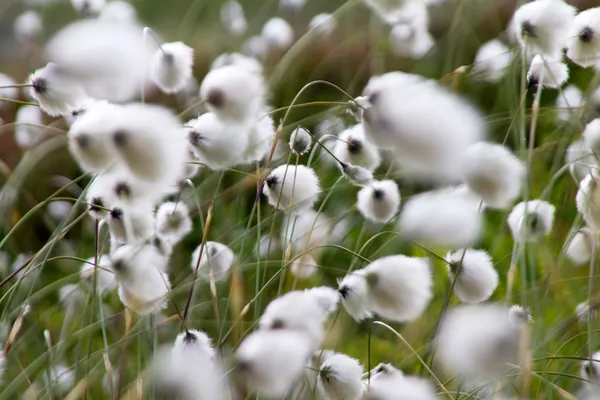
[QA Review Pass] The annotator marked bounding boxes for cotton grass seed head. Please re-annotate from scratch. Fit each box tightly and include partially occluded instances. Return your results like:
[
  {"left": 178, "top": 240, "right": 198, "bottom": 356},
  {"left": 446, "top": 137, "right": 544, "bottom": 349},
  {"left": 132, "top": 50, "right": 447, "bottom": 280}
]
[
  {"left": 334, "top": 124, "right": 381, "bottom": 172},
  {"left": 389, "top": 23, "right": 434, "bottom": 59},
  {"left": 235, "top": 329, "right": 313, "bottom": 398},
  {"left": 566, "top": 7, "right": 600, "bottom": 68},
  {"left": 527, "top": 55, "right": 569, "bottom": 89},
  {"left": 365, "top": 373, "right": 435, "bottom": 400},
  {"left": 583, "top": 119, "right": 600, "bottom": 155},
  {"left": 14, "top": 10, "right": 42, "bottom": 42},
  {"left": 263, "top": 164, "right": 320, "bottom": 213},
  {"left": 361, "top": 255, "right": 432, "bottom": 323},
  {"left": 318, "top": 352, "right": 364, "bottom": 400},
  {"left": 28, "top": 63, "right": 89, "bottom": 117},
  {"left": 80, "top": 255, "right": 116, "bottom": 295},
  {"left": 338, "top": 270, "right": 373, "bottom": 322},
  {"left": 289, "top": 126, "right": 312, "bottom": 155},
  {"left": 0, "top": 74, "right": 18, "bottom": 107},
  {"left": 461, "top": 142, "right": 525, "bottom": 209},
  {"left": 566, "top": 140, "right": 596, "bottom": 182},
  {"left": 156, "top": 201, "right": 193, "bottom": 245},
  {"left": 471, "top": 39, "right": 512, "bottom": 83},
  {"left": 261, "top": 17, "right": 294, "bottom": 50},
  {"left": 580, "top": 351, "right": 600, "bottom": 386},
  {"left": 190, "top": 241, "right": 234, "bottom": 282},
  {"left": 173, "top": 329, "right": 215, "bottom": 360},
  {"left": 508, "top": 304, "right": 533, "bottom": 326},
  {"left": 556, "top": 85, "right": 584, "bottom": 123},
  {"left": 15, "top": 105, "right": 44, "bottom": 149},
  {"left": 565, "top": 228, "right": 594, "bottom": 266},
  {"left": 507, "top": 199, "right": 556, "bottom": 243},
  {"left": 576, "top": 174, "right": 600, "bottom": 230},
  {"left": 241, "top": 114, "right": 276, "bottom": 164},
  {"left": 71, "top": 0, "right": 105, "bottom": 15},
  {"left": 339, "top": 162, "right": 373, "bottom": 186},
  {"left": 221, "top": 1, "right": 247, "bottom": 36},
  {"left": 357, "top": 180, "right": 401, "bottom": 223},
  {"left": 290, "top": 253, "right": 319, "bottom": 279},
  {"left": 211, "top": 52, "right": 262, "bottom": 75},
  {"left": 150, "top": 41, "right": 194, "bottom": 94},
  {"left": 446, "top": 249, "right": 498, "bottom": 304},
  {"left": 98, "top": 1, "right": 137, "bottom": 24}
]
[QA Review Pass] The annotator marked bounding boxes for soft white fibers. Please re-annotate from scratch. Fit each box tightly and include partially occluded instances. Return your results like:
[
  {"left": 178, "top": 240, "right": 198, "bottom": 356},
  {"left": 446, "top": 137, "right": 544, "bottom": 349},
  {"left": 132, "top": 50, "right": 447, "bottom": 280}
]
[
  {"left": 556, "top": 85, "right": 583, "bottom": 123},
  {"left": 362, "top": 255, "right": 432, "bottom": 322},
  {"left": 14, "top": 10, "right": 43, "bottom": 41},
  {"left": 190, "top": 241, "right": 235, "bottom": 282},
  {"left": 471, "top": 39, "right": 512, "bottom": 83},
  {"left": 172, "top": 329, "right": 215, "bottom": 360},
  {"left": 389, "top": 23, "right": 434, "bottom": 59},
  {"left": 80, "top": 255, "right": 116, "bottom": 295},
  {"left": 318, "top": 352, "right": 364, "bottom": 400},
  {"left": 583, "top": 119, "right": 600, "bottom": 155},
  {"left": 445, "top": 249, "right": 498, "bottom": 304},
  {"left": 398, "top": 186, "right": 483, "bottom": 248},
  {"left": 261, "top": 17, "right": 294, "bottom": 50},
  {"left": 338, "top": 270, "right": 373, "bottom": 321},
  {"left": 527, "top": 55, "right": 569, "bottom": 89},
  {"left": 156, "top": 202, "right": 193, "bottom": 245},
  {"left": 576, "top": 174, "right": 600, "bottom": 230},
  {"left": 211, "top": 52, "right": 263, "bottom": 75},
  {"left": 357, "top": 180, "right": 401, "bottom": 223},
  {"left": 289, "top": 126, "right": 312, "bottom": 155},
  {"left": 566, "top": 7, "right": 600, "bottom": 68},
  {"left": 334, "top": 124, "right": 381, "bottom": 172},
  {"left": 507, "top": 199, "right": 556, "bottom": 242},
  {"left": 221, "top": 1, "right": 247, "bottom": 36},
  {"left": 565, "top": 229, "right": 594, "bottom": 266},
  {"left": 150, "top": 41, "right": 194, "bottom": 94},
  {"left": 28, "top": 63, "right": 89, "bottom": 117},
  {"left": 263, "top": 165, "right": 321, "bottom": 213},
  {"left": 15, "top": 105, "right": 44, "bottom": 149}
]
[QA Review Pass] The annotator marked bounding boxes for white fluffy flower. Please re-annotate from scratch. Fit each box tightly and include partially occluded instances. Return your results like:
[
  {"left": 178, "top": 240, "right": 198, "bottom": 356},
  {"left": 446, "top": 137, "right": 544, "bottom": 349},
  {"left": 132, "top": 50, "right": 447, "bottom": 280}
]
[
  {"left": 309, "top": 13, "right": 336, "bottom": 36},
  {"left": 108, "top": 206, "right": 156, "bottom": 246},
  {"left": 512, "top": 0, "right": 575, "bottom": 57},
  {"left": 583, "top": 119, "right": 600, "bottom": 155},
  {"left": 556, "top": 85, "right": 583, "bottom": 123},
  {"left": 0, "top": 74, "right": 18, "bottom": 107},
  {"left": 242, "top": 114, "right": 276, "bottom": 164},
  {"left": 318, "top": 352, "right": 364, "bottom": 400},
  {"left": 156, "top": 202, "right": 193, "bottom": 245},
  {"left": 508, "top": 304, "right": 533, "bottom": 326},
  {"left": 199, "top": 64, "right": 266, "bottom": 122},
  {"left": 471, "top": 39, "right": 512, "bottom": 83},
  {"left": 577, "top": 174, "right": 600, "bottom": 230},
  {"left": 290, "top": 253, "right": 318, "bottom": 279},
  {"left": 340, "top": 162, "right": 373, "bottom": 186},
  {"left": 190, "top": 241, "right": 234, "bottom": 282},
  {"left": 566, "top": 140, "right": 596, "bottom": 182},
  {"left": 28, "top": 63, "right": 89, "bottom": 117},
  {"left": 289, "top": 126, "right": 312, "bottom": 155},
  {"left": 111, "top": 243, "right": 171, "bottom": 315},
  {"left": 316, "top": 116, "right": 345, "bottom": 137},
  {"left": 14, "top": 10, "right": 43, "bottom": 41},
  {"left": 461, "top": 142, "right": 525, "bottom": 209},
  {"left": 566, "top": 228, "right": 594, "bottom": 266},
  {"left": 365, "top": 373, "right": 435, "bottom": 400},
  {"left": 80, "top": 255, "right": 116, "bottom": 295},
  {"left": 263, "top": 165, "right": 320, "bottom": 213},
  {"left": 242, "top": 35, "right": 268, "bottom": 59},
  {"left": 172, "top": 329, "right": 215, "bottom": 360},
  {"left": 261, "top": 17, "right": 294, "bottom": 50},
  {"left": 576, "top": 302, "right": 597, "bottom": 324},
  {"left": 338, "top": 270, "right": 373, "bottom": 321},
  {"left": 445, "top": 249, "right": 498, "bottom": 304},
  {"left": 221, "top": 1, "right": 247, "bottom": 36},
  {"left": 361, "top": 255, "right": 432, "bottom": 322},
  {"left": 46, "top": 19, "right": 152, "bottom": 103},
  {"left": 363, "top": 0, "right": 419, "bottom": 25},
  {"left": 507, "top": 199, "right": 555, "bottom": 242},
  {"left": 211, "top": 52, "right": 262, "bottom": 76},
  {"left": 362, "top": 72, "right": 485, "bottom": 183},
  {"left": 333, "top": 125, "right": 381, "bottom": 172},
  {"left": 398, "top": 186, "right": 483, "bottom": 249},
  {"left": 259, "top": 287, "right": 339, "bottom": 346},
  {"left": 580, "top": 351, "right": 600, "bottom": 386},
  {"left": 235, "top": 329, "right": 313, "bottom": 398},
  {"left": 357, "top": 180, "right": 401, "bottom": 223},
  {"left": 71, "top": 0, "right": 105, "bottom": 14},
  {"left": 282, "top": 210, "right": 331, "bottom": 253},
  {"left": 15, "top": 105, "right": 45, "bottom": 149},
  {"left": 527, "top": 55, "right": 569, "bottom": 89},
  {"left": 389, "top": 23, "right": 434, "bottom": 59},
  {"left": 436, "top": 304, "right": 518, "bottom": 383},
  {"left": 566, "top": 7, "right": 600, "bottom": 68},
  {"left": 150, "top": 42, "right": 194, "bottom": 94}
]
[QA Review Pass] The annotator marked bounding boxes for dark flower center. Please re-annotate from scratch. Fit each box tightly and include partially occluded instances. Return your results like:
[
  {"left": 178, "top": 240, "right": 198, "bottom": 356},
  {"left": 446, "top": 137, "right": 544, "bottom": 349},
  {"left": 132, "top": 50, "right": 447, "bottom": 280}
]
[
  {"left": 266, "top": 175, "right": 279, "bottom": 188},
  {"left": 206, "top": 89, "right": 225, "bottom": 108},
  {"left": 580, "top": 26, "right": 594, "bottom": 43},
  {"left": 347, "top": 139, "right": 363, "bottom": 154},
  {"left": 32, "top": 78, "right": 48, "bottom": 94},
  {"left": 372, "top": 189, "right": 384, "bottom": 200},
  {"left": 521, "top": 21, "right": 536, "bottom": 38}
]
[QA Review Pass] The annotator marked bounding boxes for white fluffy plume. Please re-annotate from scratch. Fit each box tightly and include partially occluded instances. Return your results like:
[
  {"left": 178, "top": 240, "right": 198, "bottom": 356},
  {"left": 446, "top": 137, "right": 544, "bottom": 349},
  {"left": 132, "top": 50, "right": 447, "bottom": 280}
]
[
  {"left": 263, "top": 165, "right": 321, "bottom": 213},
  {"left": 149, "top": 41, "right": 194, "bottom": 94},
  {"left": 445, "top": 249, "right": 499, "bottom": 304},
  {"left": 333, "top": 124, "right": 381, "bottom": 172},
  {"left": 190, "top": 241, "right": 235, "bottom": 282},
  {"left": 357, "top": 180, "right": 401, "bottom": 223}
]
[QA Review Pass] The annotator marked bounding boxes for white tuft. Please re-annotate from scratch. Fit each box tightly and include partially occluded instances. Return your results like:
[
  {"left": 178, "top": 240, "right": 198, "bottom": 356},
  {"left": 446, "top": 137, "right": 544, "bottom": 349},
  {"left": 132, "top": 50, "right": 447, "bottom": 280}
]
[
  {"left": 156, "top": 202, "right": 193, "bottom": 245},
  {"left": 71, "top": 0, "right": 105, "bottom": 14},
  {"left": 508, "top": 304, "right": 533, "bottom": 326},
  {"left": 507, "top": 199, "right": 555, "bottom": 242},
  {"left": 357, "top": 180, "right": 401, "bottom": 223},
  {"left": 566, "top": 140, "right": 596, "bottom": 182},
  {"left": 340, "top": 163, "right": 374, "bottom": 186},
  {"left": 576, "top": 174, "right": 600, "bottom": 230},
  {"left": 318, "top": 352, "right": 364, "bottom": 400},
  {"left": 338, "top": 270, "right": 373, "bottom": 322},
  {"left": 446, "top": 249, "right": 498, "bottom": 304},
  {"left": 221, "top": 1, "right": 247, "bottom": 36},
  {"left": 290, "top": 253, "right": 319, "bottom": 279},
  {"left": 389, "top": 23, "right": 434, "bottom": 59},
  {"left": 172, "top": 329, "right": 215, "bottom": 360},
  {"left": 261, "top": 17, "right": 294, "bottom": 50},
  {"left": 211, "top": 52, "right": 262, "bottom": 75},
  {"left": 527, "top": 55, "right": 569, "bottom": 89},
  {"left": 565, "top": 228, "right": 594, "bottom": 266},
  {"left": 583, "top": 119, "right": 600, "bottom": 155},
  {"left": 150, "top": 42, "right": 194, "bottom": 94},
  {"left": 289, "top": 126, "right": 312, "bottom": 155},
  {"left": 263, "top": 165, "right": 321, "bottom": 213},
  {"left": 14, "top": 10, "right": 43, "bottom": 42},
  {"left": 98, "top": 1, "right": 138, "bottom": 24},
  {"left": 80, "top": 255, "right": 116, "bottom": 295},
  {"left": 471, "top": 39, "right": 512, "bottom": 83},
  {"left": 556, "top": 85, "right": 584, "bottom": 123},
  {"left": 15, "top": 105, "right": 45, "bottom": 149},
  {"left": 333, "top": 124, "right": 381, "bottom": 172},
  {"left": 566, "top": 7, "right": 600, "bottom": 68},
  {"left": 190, "top": 241, "right": 235, "bottom": 282}
]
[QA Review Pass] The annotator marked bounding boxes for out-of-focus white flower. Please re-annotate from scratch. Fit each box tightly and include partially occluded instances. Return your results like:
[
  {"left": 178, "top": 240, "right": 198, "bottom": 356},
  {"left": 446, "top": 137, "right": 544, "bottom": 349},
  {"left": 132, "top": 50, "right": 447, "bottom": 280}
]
[
  {"left": 200, "top": 64, "right": 266, "bottom": 122},
  {"left": 149, "top": 41, "right": 194, "bottom": 94},
  {"left": 80, "top": 255, "right": 116, "bottom": 295},
  {"left": 289, "top": 126, "right": 312, "bottom": 155},
  {"left": 261, "top": 17, "right": 294, "bottom": 50},
  {"left": 0, "top": 74, "right": 18, "bottom": 107},
  {"left": 471, "top": 39, "right": 512, "bottom": 83},
  {"left": 172, "top": 329, "right": 215, "bottom": 360},
  {"left": 256, "top": 234, "right": 280, "bottom": 259},
  {"left": 15, "top": 105, "right": 45, "bottom": 149},
  {"left": 398, "top": 186, "right": 483, "bottom": 249},
  {"left": 111, "top": 243, "right": 171, "bottom": 315},
  {"left": 507, "top": 200, "right": 555, "bottom": 242},
  {"left": 263, "top": 165, "right": 320, "bottom": 213},
  {"left": 508, "top": 304, "right": 533, "bottom": 326},
  {"left": 362, "top": 72, "right": 485, "bottom": 183},
  {"left": 566, "top": 228, "right": 594, "bottom": 266},
  {"left": 317, "top": 352, "right": 364, "bottom": 400},
  {"left": 583, "top": 119, "right": 600, "bottom": 155},
  {"left": 365, "top": 372, "right": 435, "bottom": 400},
  {"left": 98, "top": 1, "right": 138, "bottom": 24},
  {"left": 46, "top": 19, "right": 152, "bottom": 103},
  {"left": 357, "top": 180, "right": 400, "bottom": 223},
  {"left": 242, "top": 35, "right": 268, "bottom": 59},
  {"left": 282, "top": 210, "right": 331, "bottom": 253},
  {"left": 566, "top": 140, "right": 596, "bottom": 182},
  {"left": 576, "top": 301, "right": 597, "bottom": 324},
  {"left": 211, "top": 52, "right": 263, "bottom": 75},
  {"left": 527, "top": 55, "right": 569, "bottom": 89},
  {"left": 338, "top": 270, "right": 373, "bottom": 321},
  {"left": 577, "top": 174, "right": 600, "bottom": 230},
  {"left": 71, "top": 0, "right": 106, "bottom": 15},
  {"left": 59, "top": 284, "right": 86, "bottom": 309},
  {"left": 566, "top": 7, "right": 600, "bottom": 68},
  {"left": 389, "top": 23, "right": 434, "bottom": 59},
  {"left": 28, "top": 63, "right": 89, "bottom": 117},
  {"left": 259, "top": 287, "right": 339, "bottom": 346},
  {"left": 235, "top": 329, "right": 313, "bottom": 398},
  {"left": 108, "top": 206, "right": 156, "bottom": 247},
  {"left": 556, "top": 85, "right": 583, "bottom": 123},
  {"left": 221, "top": 1, "right": 247, "bottom": 36},
  {"left": 316, "top": 116, "right": 345, "bottom": 137},
  {"left": 512, "top": 0, "right": 575, "bottom": 57},
  {"left": 363, "top": 0, "right": 422, "bottom": 26},
  {"left": 446, "top": 249, "right": 498, "bottom": 304},
  {"left": 280, "top": 0, "right": 306, "bottom": 12},
  {"left": 156, "top": 202, "right": 193, "bottom": 245},
  {"left": 190, "top": 241, "right": 235, "bottom": 282},
  {"left": 309, "top": 13, "right": 336, "bottom": 37},
  {"left": 334, "top": 125, "right": 381, "bottom": 172},
  {"left": 436, "top": 304, "right": 518, "bottom": 384},
  {"left": 461, "top": 142, "right": 525, "bottom": 209},
  {"left": 47, "top": 201, "right": 72, "bottom": 222},
  {"left": 242, "top": 114, "right": 276, "bottom": 164},
  {"left": 290, "top": 253, "right": 319, "bottom": 279},
  {"left": 580, "top": 351, "right": 600, "bottom": 387},
  {"left": 45, "top": 364, "right": 75, "bottom": 394},
  {"left": 339, "top": 162, "right": 373, "bottom": 186},
  {"left": 14, "top": 10, "right": 43, "bottom": 42}
]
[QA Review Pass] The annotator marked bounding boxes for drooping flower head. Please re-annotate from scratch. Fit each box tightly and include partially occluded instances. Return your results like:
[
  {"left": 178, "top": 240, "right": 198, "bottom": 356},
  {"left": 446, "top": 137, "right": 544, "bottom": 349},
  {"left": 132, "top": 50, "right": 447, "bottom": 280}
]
[
  {"left": 149, "top": 41, "right": 194, "bottom": 94},
  {"left": 357, "top": 180, "right": 401, "bottom": 223},
  {"left": 263, "top": 165, "right": 321, "bottom": 213},
  {"left": 445, "top": 249, "right": 499, "bottom": 304}
]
